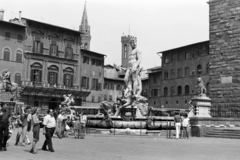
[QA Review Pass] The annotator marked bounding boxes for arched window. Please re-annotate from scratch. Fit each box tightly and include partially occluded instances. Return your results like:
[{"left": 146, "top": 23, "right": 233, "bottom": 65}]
[
  {"left": 206, "top": 82, "right": 209, "bottom": 95},
  {"left": 185, "top": 85, "right": 189, "bottom": 95},
  {"left": 170, "top": 86, "right": 175, "bottom": 95},
  {"left": 177, "top": 86, "right": 182, "bottom": 95},
  {"left": 16, "top": 50, "right": 22, "bottom": 62},
  {"left": 3, "top": 48, "right": 10, "bottom": 61},
  {"left": 124, "top": 44, "right": 127, "bottom": 58},
  {"left": 31, "top": 62, "right": 43, "bottom": 85},
  {"left": 164, "top": 87, "right": 168, "bottom": 96},
  {"left": 185, "top": 67, "right": 189, "bottom": 77},
  {"left": 164, "top": 71, "right": 168, "bottom": 80},
  {"left": 178, "top": 68, "right": 182, "bottom": 78},
  {"left": 48, "top": 65, "right": 59, "bottom": 86},
  {"left": 170, "top": 69, "right": 175, "bottom": 79},
  {"left": 63, "top": 67, "right": 74, "bottom": 87},
  {"left": 197, "top": 64, "right": 202, "bottom": 75},
  {"left": 15, "top": 73, "right": 21, "bottom": 85},
  {"left": 206, "top": 63, "right": 209, "bottom": 74}
]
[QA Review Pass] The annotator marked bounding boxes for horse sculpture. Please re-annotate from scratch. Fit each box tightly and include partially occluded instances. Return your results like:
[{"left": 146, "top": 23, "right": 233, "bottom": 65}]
[{"left": 0, "top": 74, "right": 19, "bottom": 101}]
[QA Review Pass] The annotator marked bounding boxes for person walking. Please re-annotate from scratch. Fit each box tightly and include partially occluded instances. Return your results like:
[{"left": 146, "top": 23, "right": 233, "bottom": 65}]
[
  {"left": 174, "top": 112, "right": 181, "bottom": 139},
  {"left": 42, "top": 109, "right": 56, "bottom": 152},
  {"left": 0, "top": 103, "right": 10, "bottom": 151},
  {"left": 30, "top": 107, "right": 41, "bottom": 154},
  {"left": 182, "top": 113, "right": 190, "bottom": 139}
]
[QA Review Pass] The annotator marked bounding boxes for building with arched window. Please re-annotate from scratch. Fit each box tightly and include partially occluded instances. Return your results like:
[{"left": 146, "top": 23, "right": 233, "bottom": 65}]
[
  {"left": 158, "top": 41, "right": 210, "bottom": 109},
  {"left": 0, "top": 20, "right": 25, "bottom": 94}
]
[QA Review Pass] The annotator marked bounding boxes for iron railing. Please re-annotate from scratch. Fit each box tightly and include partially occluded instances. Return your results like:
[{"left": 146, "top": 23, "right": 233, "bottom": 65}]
[{"left": 210, "top": 103, "right": 240, "bottom": 119}]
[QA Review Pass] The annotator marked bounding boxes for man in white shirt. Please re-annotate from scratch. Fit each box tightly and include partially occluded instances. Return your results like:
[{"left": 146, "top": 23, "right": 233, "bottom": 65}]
[{"left": 42, "top": 109, "right": 56, "bottom": 152}]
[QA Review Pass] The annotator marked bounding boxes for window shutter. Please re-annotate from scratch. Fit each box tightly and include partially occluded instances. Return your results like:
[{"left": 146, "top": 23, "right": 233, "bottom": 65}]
[
  {"left": 63, "top": 74, "right": 66, "bottom": 85},
  {"left": 87, "top": 77, "right": 89, "bottom": 89},
  {"left": 39, "top": 70, "right": 42, "bottom": 82},
  {"left": 31, "top": 69, "right": 34, "bottom": 81},
  {"left": 48, "top": 72, "right": 50, "bottom": 84},
  {"left": 65, "top": 47, "right": 67, "bottom": 58},
  {"left": 71, "top": 75, "right": 73, "bottom": 87},
  {"left": 50, "top": 44, "right": 53, "bottom": 56},
  {"left": 55, "top": 73, "right": 58, "bottom": 85},
  {"left": 40, "top": 42, "right": 44, "bottom": 54},
  {"left": 56, "top": 46, "right": 59, "bottom": 57}
]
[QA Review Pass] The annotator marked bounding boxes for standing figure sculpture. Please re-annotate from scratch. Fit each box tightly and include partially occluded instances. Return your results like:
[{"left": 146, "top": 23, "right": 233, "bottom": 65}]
[
  {"left": 0, "top": 70, "right": 19, "bottom": 100},
  {"left": 124, "top": 37, "right": 142, "bottom": 97}
]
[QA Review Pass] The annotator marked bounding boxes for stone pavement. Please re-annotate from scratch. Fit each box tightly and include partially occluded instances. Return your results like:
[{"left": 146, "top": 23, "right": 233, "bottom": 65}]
[{"left": 1, "top": 129, "right": 240, "bottom": 160}]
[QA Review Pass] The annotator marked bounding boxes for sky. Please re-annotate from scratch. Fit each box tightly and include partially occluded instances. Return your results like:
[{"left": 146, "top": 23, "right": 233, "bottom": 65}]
[{"left": 1, "top": 0, "right": 209, "bottom": 69}]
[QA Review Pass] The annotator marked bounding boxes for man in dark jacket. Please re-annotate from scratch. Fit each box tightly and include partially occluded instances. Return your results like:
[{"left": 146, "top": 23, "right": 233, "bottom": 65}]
[{"left": 0, "top": 103, "right": 10, "bottom": 151}]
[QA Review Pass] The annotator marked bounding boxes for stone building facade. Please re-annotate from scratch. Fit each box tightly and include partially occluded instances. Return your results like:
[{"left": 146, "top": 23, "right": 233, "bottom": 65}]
[
  {"left": 146, "top": 66, "right": 161, "bottom": 108},
  {"left": 0, "top": 20, "right": 25, "bottom": 101},
  {"left": 159, "top": 41, "right": 210, "bottom": 109},
  {"left": 209, "top": 0, "right": 240, "bottom": 104},
  {"left": 81, "top": 49, "right": 105, "bottom": 107},
  {"left": 9, "top": 18, "right": 90, "bottom": 112}
]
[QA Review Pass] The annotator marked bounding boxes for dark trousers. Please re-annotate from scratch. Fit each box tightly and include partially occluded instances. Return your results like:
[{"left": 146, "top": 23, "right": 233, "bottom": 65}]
[
  {"left": 0, "top": 125, "right": 9, "bottom": 149},
  {"left": 183, "top": 127, "right": 188, "bottom": 138},
  {"left": 42, "top": 127, "right": 55, "bottom": 150}
]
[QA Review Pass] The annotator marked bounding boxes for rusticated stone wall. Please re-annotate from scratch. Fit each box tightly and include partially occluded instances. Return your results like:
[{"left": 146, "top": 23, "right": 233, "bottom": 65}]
[{"left": 209, "top": 0, "right": 240, "bottom": 103}]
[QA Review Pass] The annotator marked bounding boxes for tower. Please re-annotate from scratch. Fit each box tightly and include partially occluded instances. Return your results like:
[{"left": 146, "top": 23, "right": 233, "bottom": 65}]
[
  {"left": 79, "top": 2, "right": 91, "bottom": 50},
  {"left": 121, "top": 35, "right": 136, "bottom": 68}
]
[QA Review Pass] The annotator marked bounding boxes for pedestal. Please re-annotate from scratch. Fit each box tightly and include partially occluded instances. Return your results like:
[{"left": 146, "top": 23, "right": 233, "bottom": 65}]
[{"left": 191, "top": 95, "right": 212, "bottom": 118}]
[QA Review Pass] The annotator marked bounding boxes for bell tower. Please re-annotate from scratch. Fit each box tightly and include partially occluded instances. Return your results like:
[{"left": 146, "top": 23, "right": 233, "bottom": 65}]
[
  {"left": 79, "top": 2, "right": 91, "bottom": 50},
  {"left": 121, "top": 35, "right": 136, "bottom": 68}
]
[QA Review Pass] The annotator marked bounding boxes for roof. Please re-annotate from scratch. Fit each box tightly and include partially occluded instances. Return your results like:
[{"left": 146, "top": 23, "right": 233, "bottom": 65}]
[
  {"left": 104, "top": 77, "right": 124, "bottom": 81},
  {"left": 0, "top": 20, "right": 26, "bottom": 28},
  {"left": 81, "top": 49, "right": 107, "bottom": 57},
  {"left": 157, "top": 40, "right": 209, "bottom": 54},
  {"left": 147, "top": 66, "right": 162, "bottom": 71},
  {"left": 22, "top": 17, "right": 81, "bottom": 35}
]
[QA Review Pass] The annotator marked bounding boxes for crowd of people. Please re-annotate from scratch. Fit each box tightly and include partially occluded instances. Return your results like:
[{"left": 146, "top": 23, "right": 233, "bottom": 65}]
[{"left": 0, "top": 104, "right": 87, "bottom": 154}]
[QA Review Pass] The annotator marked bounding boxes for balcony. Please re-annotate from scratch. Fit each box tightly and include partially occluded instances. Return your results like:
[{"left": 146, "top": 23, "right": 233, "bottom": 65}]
[{"left": 20, "top": 81, "right": 90, "bottom": 98}]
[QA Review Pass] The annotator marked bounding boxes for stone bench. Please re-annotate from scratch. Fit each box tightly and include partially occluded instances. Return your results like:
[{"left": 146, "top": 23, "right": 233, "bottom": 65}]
[{"left": 146, "top": 131, "right": 161, "bottom": 136}]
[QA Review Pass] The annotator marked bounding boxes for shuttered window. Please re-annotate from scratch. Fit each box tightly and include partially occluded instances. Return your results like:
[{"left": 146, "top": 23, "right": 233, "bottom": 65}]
[
  {"left": 3, "top": 48, "right": 10, "bottom": 61},
  {"left": 16, "top": 51, "right": 22, "bottom": 62},
  {"left": 64, "top": 74, "right": 73, "bottom": 87},
  {"left": 48, "top": 72, "right": 58, "bottom": 85},
  {"left": 15, "top": 73, "right": 21, "bottom": 85},
  {"left": 31, "top": 69, "right": 42, "bottom": 84}
]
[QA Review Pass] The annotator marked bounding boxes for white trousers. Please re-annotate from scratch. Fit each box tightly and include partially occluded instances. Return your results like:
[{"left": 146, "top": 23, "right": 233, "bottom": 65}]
[{"left": 175, "top": 123, "right": 181, "bottom": 139}]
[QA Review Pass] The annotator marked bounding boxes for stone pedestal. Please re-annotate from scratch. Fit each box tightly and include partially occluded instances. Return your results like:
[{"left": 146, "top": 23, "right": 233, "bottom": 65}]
[{"left": 191, "top": 95, "right": 212, "bottom": 118}]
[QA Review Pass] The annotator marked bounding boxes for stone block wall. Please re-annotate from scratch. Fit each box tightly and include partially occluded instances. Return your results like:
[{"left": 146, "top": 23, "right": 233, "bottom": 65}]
[{"left": 209, "top": 0, "right": 240, "bottom": 103}]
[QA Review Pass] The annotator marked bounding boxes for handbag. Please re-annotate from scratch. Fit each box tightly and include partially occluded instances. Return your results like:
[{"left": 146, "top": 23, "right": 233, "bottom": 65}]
[{"left": 65, "top": 124, "right": 70, "bottom": 131}]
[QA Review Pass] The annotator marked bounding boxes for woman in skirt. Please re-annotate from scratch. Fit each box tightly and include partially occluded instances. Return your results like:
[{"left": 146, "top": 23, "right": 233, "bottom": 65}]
[{"left": 30, "top": 107, "right": 41, "bottom": 154}]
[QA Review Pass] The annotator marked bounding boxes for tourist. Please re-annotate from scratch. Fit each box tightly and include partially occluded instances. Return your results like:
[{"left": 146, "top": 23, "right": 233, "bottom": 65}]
[
  {"left": 174, "top": 112, "right": 181, "bottom": 139},
  {"left": 30, "top": 107, "right": 41, "bottom": 154},
  {"left": 182, "top": 113, "right": 190, "bottom": 139},
  {"left": 80, "top": 112, "right": 87, "bottom": 139},
  {"left": 26, "top": 108, "right": 32, "bottom": 145},
  {"left": 73, "top": 114, "right": 81, "bottom": 138},
  {"left": 21, "top": 107, "right": 31, "bottom": 146},
  {"left": 56, "top": 110, "right": 66, "bottom": 139},
  {"left": 42, "top": 109, "right": 56, "bottom": 152},
  {"left": 14, "top": 112, "right": 23, "bottom": 146},
  {"left": 6, "top": 112, "right": 15, "bottom": 146},
  {"left": 0, "top": 103, "right": 10, "bottom": 151}
]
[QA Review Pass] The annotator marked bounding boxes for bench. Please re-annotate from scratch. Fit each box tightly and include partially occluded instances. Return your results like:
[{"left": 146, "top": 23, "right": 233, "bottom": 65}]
[{"left": 146, "top": 131, "right": 161, "bottom": 136}]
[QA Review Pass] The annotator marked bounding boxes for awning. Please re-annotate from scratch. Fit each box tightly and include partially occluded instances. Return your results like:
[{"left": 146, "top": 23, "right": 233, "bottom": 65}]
[{"left": 21, "top": 86, "right": 91, "bottom": 99}]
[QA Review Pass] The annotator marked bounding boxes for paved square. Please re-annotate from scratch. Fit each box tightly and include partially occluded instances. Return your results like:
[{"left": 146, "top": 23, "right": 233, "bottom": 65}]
[{"left": 2, "top": 130, "right": 240, "bottom": 160}]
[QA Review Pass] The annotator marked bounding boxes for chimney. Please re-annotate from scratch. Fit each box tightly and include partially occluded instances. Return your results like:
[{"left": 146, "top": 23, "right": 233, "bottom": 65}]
[
  {"left": 0, "top": 9, "right": 4, "bottom": 21},
  {"left": 19, "top": 11, "right": 22, "bottom": 21}
]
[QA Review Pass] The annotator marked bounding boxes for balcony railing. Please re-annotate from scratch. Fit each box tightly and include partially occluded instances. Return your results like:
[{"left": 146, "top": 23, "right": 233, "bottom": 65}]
[{"left": 21, "top": 81, "right": 81, "bottom": 90}]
